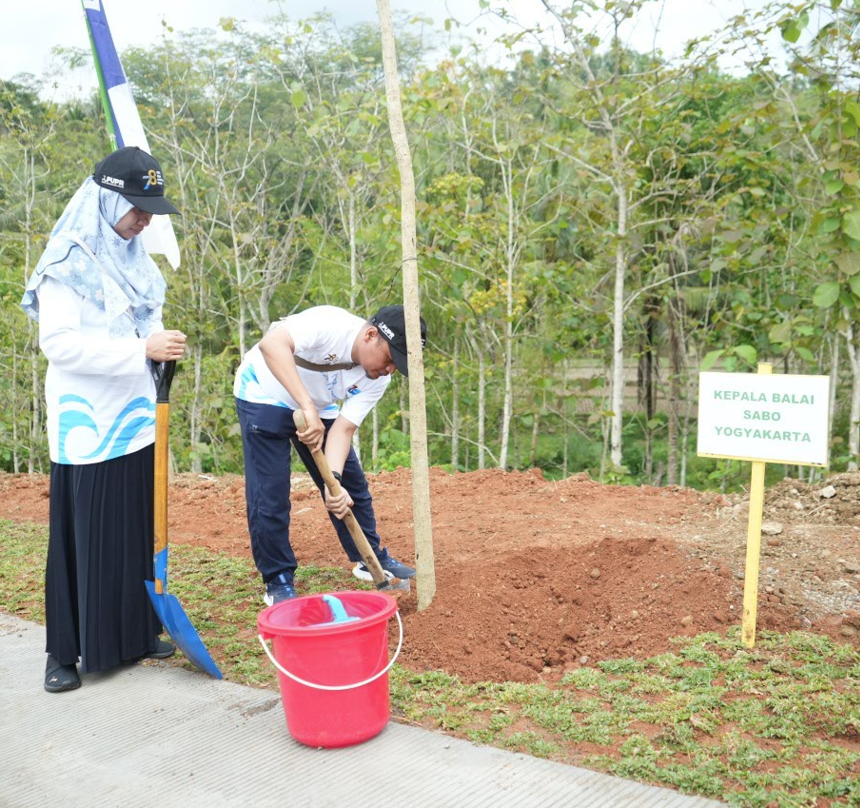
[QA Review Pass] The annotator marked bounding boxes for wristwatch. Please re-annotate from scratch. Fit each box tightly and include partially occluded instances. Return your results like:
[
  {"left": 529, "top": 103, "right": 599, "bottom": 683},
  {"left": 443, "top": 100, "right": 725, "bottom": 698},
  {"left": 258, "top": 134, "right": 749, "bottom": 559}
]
[{"left": 331, "top": 471, "right": 343, "bottom": 483}]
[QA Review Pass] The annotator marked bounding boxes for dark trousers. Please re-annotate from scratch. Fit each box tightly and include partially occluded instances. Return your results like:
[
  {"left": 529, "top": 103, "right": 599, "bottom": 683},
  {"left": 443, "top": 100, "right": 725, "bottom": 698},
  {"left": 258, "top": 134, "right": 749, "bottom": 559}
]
[
  {"left": 45, "top": 446, "right": 161, "bottom": 673},
  {"left": 235, "top": 398, "right": 387, "bottom": 584}
]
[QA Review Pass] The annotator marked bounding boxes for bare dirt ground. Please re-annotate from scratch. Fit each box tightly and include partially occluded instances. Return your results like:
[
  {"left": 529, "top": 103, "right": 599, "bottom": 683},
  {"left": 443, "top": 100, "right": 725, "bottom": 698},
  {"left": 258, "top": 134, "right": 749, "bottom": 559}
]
[{"left": 2, "top": 467, "right": 859, "bottom": 684}]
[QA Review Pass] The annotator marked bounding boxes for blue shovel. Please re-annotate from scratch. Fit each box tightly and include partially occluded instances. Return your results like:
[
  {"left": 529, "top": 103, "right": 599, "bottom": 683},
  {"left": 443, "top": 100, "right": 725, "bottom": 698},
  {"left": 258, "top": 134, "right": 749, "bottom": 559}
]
[{"left": 145, "top": 361, "right": 222, "bottom": 679}]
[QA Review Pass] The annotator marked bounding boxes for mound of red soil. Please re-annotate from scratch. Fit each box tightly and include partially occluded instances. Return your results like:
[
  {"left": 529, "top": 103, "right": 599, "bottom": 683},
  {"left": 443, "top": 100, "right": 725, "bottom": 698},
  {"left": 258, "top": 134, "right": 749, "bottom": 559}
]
[{"left": 2, "top": 466, "right": 858, "bottom": 684}]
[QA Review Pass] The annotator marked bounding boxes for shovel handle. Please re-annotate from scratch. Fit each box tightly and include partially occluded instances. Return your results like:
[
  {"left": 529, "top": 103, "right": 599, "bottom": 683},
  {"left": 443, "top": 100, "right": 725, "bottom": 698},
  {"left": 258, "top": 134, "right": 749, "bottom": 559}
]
[
  {"left": 292, "top": 410, "right": 390, "bottom": 589},
  {"left": 153, "top": 362, "right": 175, "bottom": 573}
]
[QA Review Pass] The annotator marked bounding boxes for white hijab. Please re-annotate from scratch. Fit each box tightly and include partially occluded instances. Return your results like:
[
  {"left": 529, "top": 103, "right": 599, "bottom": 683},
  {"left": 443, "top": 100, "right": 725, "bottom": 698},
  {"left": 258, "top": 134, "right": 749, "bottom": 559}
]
[{"left": 21, "top": 177, "right": 166, "bottom": 338}]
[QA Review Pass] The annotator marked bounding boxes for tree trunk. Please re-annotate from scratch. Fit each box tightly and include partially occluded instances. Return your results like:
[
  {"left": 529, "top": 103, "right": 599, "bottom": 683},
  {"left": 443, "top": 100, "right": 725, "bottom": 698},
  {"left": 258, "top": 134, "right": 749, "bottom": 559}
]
[
  {"left": 639, "top": 334, "right": 652, "bottom": 480},
  {"left": 562, "top": 359, "right": 569, "bottom": 478},
  {"left": 377, "top": 0, "right": 435, "bottom": 609},
  {"left": 499, "top": 159, "right": 515, "bottom": 471},
  {"left": 829, "top": 334, "right": 840, "bottom": 469},
  {"left": 371, "top": 407, "right": 379, "bottom": 469},
  {"left": 351, "top": 196, "right": 361, "bottom": 464},
  {"left": 190, "top": 342, "right": 204, "bottom": 474},
  {"left": 348, "top": 191, "right": 358, "bottom": 311},
  {"left": 29, "top": 340, "right": 39, "bottom": 475},
  {"left": 610, "top": 185, "right": 628, "bottom": 469},
  {"left": 451, "top": 333, "right": 459, "bottom": 470},
  {"left": 680, "top": 420, "right": 689, "bottom": 488},
  {"left": 639, "top": 296, "right": 658, "bottom": 480},
  {"left": 24, "top": 159, "right": 41, "bottom": 474},
  {"left": 478, "top": 345, "right": 486, "bottom": 470},
  {"left": 563, "top": 434, "right": 569, "bottom": 478},
  {"left": 845, "top": 321, "right": 860, "bottom": 471},
  {"left": 11, "top": 328, "right": 20, "bottom": 474},
  {"left": 600, "top": 367, "right": 612, "bottom": 480},
  {"left": 400, "top": 383, "right": 409, "bottom": 436},
  {"left": 230, "top": 217, "right": 247, "bottom": 359},
  {"left": 512, "top": 416, "right": 519, "bottom": 469},
  {"left": 667, "top": 293, "right": 683, "bottom": 486}
]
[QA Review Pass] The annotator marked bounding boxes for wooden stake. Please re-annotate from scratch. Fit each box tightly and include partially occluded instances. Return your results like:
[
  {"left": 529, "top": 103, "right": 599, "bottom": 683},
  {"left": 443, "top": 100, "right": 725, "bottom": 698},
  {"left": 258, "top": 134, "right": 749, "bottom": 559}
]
[{"left": 741, "top": 362, "right": 772, "bottom": 648}]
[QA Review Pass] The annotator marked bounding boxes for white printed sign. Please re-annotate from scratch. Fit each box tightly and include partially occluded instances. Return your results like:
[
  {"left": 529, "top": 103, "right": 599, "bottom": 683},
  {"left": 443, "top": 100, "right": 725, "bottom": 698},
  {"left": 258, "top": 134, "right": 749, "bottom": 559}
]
[{"left": 697, "top": 372, "right": 831, "bottom": 466}]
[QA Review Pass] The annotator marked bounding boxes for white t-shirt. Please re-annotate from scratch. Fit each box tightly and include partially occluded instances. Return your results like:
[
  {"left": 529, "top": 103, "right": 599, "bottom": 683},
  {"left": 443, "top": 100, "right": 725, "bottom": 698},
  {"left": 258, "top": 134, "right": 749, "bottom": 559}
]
[
  {"left": 233, "top": 306, "right": 390, "bottom": 427},
  {"left": 36, "top": 276, "right": 160, "bottom": 465}
]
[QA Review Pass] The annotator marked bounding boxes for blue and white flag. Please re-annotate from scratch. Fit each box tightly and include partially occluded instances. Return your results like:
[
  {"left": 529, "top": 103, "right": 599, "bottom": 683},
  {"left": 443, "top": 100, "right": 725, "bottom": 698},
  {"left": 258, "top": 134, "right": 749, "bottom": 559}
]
[{"left": 82, "top": 0, "right": 181, "bottom": 269}]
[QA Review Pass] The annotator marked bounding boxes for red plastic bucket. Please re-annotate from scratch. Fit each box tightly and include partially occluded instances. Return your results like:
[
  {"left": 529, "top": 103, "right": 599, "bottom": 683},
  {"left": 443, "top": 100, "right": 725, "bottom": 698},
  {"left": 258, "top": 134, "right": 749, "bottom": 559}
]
[{"left": 258, "top": 590, "right": 400, "bottom": 748}]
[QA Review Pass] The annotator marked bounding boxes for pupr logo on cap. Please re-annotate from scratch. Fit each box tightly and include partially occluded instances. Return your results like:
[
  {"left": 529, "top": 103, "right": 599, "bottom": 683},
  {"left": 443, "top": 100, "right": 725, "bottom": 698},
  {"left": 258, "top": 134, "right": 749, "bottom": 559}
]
[
  {"left": 142, "top": 169, "right": 164, "bottom": 191},
  {"left": 100, "top": 175, "right": 125, "bottom": 189},
  {"left": 377, "top": 321, "right": 395, "bottom": 340}
]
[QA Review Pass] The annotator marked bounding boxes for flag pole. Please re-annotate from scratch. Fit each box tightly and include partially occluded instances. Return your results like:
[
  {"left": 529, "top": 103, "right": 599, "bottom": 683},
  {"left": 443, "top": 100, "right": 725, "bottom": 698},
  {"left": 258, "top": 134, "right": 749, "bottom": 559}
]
[{"left": 82, "top": 1, "right": 117, "bottom": 150}]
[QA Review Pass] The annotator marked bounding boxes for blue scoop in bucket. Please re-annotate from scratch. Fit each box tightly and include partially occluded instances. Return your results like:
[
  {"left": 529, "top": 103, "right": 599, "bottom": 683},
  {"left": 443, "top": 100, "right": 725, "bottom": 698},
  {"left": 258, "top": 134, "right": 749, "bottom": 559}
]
[{"left": 321, "top": 595, "right": 359, "bottom": 625}]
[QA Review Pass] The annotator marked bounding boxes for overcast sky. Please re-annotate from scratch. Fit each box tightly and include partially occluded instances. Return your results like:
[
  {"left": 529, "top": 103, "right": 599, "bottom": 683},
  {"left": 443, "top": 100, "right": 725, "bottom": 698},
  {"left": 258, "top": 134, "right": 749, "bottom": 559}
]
[{"left": 3, "top": 0, "right": 776, "bottom": 98}]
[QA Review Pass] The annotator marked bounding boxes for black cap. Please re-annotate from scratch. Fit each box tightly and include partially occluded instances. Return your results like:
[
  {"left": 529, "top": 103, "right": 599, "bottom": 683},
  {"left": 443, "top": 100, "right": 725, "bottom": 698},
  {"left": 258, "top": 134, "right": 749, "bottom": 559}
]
[
  {"left": 93, "top": 146, "right": 179, "bottom": 215},
  {"left": 371, "top": 305, "right": 427, "bottom": 377}
]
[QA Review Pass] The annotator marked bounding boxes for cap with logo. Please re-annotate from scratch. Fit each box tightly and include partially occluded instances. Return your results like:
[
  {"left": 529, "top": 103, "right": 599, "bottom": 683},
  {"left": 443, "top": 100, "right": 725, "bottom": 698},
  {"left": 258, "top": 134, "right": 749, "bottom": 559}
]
[
  {"left": 370, "top": 305, "right": 427, "bottom": 377},
  {"left": 93, "top": 146, "right": 180, "bottom": 216}
]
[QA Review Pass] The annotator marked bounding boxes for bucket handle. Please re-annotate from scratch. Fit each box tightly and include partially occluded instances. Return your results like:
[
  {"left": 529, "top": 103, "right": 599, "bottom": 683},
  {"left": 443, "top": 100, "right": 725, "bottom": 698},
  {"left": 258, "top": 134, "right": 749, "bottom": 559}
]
[{"left": 258, "top": 611, "right": 403, "bottom": 692}]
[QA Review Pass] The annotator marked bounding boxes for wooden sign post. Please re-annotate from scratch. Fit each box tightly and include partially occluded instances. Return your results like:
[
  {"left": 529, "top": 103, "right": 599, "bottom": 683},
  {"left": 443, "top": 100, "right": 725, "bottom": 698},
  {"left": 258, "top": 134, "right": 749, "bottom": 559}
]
[
  {"left": 698, "top": 364, "right": 830, "bottom": 648},
  {"left": 741, "top": 366, "right": 769, "bottom": 649}
]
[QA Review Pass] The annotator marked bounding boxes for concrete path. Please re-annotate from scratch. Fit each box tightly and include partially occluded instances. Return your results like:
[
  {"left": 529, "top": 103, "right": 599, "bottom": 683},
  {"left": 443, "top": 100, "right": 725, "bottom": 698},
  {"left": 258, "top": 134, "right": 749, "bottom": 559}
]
[{"left": 1, "top": 614, "right": 723, "bottom": 807}]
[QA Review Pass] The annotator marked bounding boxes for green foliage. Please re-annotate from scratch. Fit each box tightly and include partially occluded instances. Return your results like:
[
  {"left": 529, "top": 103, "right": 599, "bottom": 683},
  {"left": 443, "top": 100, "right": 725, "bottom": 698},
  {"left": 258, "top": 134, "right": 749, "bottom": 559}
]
[
  {"left": 374, "top": 427, "right": 412, "bottom": 472},
  {"left": 2, "top": 3, "right": 860, "bottom": 486}
]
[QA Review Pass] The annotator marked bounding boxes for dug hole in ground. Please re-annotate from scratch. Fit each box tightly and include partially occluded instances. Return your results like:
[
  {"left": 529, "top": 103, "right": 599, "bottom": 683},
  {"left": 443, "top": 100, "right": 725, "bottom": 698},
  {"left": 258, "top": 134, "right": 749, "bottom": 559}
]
[{"left": 1, "top": 466, "right": 859, "bottom": 684}]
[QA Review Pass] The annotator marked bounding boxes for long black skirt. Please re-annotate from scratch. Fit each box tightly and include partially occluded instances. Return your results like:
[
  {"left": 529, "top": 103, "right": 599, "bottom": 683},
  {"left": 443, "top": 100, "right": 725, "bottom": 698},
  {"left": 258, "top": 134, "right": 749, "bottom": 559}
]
[{"left": 45, "top": 445, "right": 162, "bottom": 673}]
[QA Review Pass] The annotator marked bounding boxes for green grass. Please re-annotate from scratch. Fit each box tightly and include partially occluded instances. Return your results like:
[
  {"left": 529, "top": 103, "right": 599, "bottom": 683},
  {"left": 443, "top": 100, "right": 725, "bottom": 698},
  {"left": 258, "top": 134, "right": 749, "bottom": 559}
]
[
  {"left": 3, "top": 518, "right": 860, "bottom": 806},
  {"left": 0, "top": 520, "right": 47, "bottom": 623}
]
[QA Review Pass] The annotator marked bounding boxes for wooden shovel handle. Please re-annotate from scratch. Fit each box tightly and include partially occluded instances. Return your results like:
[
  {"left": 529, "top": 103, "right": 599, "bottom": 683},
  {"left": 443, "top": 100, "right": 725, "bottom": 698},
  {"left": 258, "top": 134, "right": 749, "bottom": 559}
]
[
  {"left": 292, "top": 410, "right": 389, "bottom": 588},
  {"left": 153, "top": 362, "right": 176, "bottom": 591}
]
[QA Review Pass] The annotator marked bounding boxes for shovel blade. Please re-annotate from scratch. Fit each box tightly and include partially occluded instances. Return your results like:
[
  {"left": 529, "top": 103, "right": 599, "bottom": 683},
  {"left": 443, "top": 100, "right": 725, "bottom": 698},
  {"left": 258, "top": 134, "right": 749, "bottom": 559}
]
[
  {"left": 145, "top": 582, "right": 222, "bottom": 679},
  {"left": 377, "top": 577, "right": 411, "bottom": 594}
]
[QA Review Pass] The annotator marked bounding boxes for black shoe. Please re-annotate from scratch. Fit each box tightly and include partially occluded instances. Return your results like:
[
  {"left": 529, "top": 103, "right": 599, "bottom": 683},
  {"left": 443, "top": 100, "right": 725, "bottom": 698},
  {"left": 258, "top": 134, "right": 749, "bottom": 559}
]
[
  {"left": 264, "top": 573, "right": 297, "bottom": 606},
  {"left": 144, "top": 639, "right": 176, "bottom": 660},
  {"left": 44, "top": 655, "right": 81, "bottom": 693},
  {"left": 353, "top": 554, "right": 416, "bottom": 581}
]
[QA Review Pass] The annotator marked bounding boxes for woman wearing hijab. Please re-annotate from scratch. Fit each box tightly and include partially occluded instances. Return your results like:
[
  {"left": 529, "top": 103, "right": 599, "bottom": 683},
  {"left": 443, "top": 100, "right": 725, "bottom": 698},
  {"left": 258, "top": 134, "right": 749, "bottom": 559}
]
[{"left": 21, "top": 147, "right": 186, "bottom": 693}]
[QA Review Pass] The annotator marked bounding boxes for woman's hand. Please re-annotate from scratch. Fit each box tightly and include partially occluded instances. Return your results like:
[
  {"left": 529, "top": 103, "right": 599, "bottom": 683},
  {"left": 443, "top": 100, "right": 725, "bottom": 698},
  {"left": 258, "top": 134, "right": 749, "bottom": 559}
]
[
  {"left": 324, "top": 484, "right": 354, "bottom": 519},
  {"left": 146, "top": 330, "right": 186, "bottom": 362},
  {"left": 296, "top": 408, "right": 324, "bottom": 452}
]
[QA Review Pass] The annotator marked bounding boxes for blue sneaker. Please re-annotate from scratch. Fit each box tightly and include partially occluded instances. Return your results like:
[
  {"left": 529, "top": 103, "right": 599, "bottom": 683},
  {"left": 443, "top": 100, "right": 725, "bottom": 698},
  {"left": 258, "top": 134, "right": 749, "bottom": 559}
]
[
  {"left": 352, "top": 554, "right": 416, "bottom": 582},
  {"left": 264, "top": 573, "right": 297, "bottom": 606}
]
